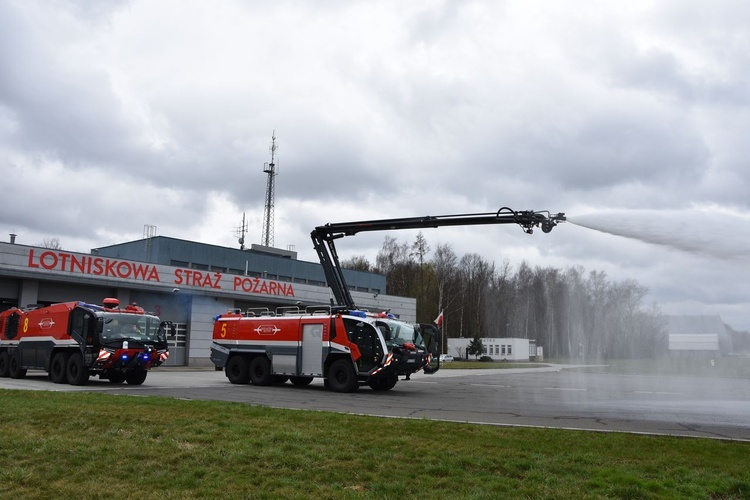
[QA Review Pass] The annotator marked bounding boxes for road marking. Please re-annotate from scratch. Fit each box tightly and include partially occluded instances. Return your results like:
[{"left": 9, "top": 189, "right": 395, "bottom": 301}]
[{"left": 632, "top": 391, "right": 683, "bottom": 395}]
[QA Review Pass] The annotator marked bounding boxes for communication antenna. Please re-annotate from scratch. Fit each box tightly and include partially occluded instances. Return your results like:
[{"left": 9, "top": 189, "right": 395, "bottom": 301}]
[
  {"left": 261, "top": 131, "right": 278, "bottom": 247},
  {"left": 236, "top": 212, "right": 248, "bottom": 250},
  {"left": 143, "top": 224, "right": 157, "bottom": 262}
]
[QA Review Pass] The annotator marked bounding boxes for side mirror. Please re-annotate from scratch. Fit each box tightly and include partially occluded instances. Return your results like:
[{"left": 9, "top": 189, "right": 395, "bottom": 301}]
[{"left": 161, "top": 321, "right": 177, "bottom": 338}]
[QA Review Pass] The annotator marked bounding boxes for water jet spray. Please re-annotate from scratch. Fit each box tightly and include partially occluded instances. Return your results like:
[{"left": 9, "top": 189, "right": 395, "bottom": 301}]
[{"left": 567, "top": 209, "right": 750, "bottom": 261}]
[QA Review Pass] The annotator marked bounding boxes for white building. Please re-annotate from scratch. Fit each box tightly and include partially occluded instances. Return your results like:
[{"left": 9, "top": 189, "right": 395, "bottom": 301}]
[
  {"left": 447, "top": 337, "right": 538, "bottom": 362},
  {"left": 667, "top": 315, "right": 731, "bottom": 356}
]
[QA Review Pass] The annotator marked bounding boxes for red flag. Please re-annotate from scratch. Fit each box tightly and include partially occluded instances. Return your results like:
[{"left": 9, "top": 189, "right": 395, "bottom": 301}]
[{"left": 434, "top": 310, "right": 444, "bottom": 327}]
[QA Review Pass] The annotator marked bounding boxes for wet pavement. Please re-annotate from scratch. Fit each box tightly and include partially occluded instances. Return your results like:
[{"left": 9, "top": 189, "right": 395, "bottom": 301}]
[{"left": 2, "top": 364, "right": 749, "bottom": 441}]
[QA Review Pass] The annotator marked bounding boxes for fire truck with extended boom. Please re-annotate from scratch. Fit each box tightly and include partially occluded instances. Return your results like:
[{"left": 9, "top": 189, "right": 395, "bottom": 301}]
[
  {"left": 210, "top": 207, "right": 564, "bottom": 392},
  {"left": 0, "top": 298, "right": 174, "bottom": 385}
]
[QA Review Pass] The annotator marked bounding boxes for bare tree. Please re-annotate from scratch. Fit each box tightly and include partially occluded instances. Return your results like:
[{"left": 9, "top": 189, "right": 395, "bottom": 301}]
[
  {"left": 341, "top": 255, "right": 371, "bottom": 272},
  {"left": 376, "top": 236, "right": 417, "bottom": 297},
  {"left": 458, "top": 253, "right": 494, "bottom": 339},
  {"left": 39, "top": 237, "right": 62, "bottom": 249},
  {"left": 374, "top": 234, "right": 665, "bottom": 361},
  {"left": 411, "top": 232, "right": 432, "bottom": 321}
]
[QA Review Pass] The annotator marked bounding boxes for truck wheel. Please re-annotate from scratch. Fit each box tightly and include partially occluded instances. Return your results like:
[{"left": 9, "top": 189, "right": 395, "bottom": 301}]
[
  {"left": 290, "top": 376, "right": 314, "bottom": 387},
  {"left": 249, "top": 356, "right": 272, "bottom": 386},
  {"left": 0, "top": 351, "right": 9, "bottom": 377},
  {"left": 8, "top": 350, "right": 27, "bottom": 379},
  {"left": 108, "top": 371, "right": 126, "bottom": 383},
  {"left": 226, "top": 356, "right": 250, "bottom": 384},
  {"left": 368, "top": 374, "right": 398, "bottom": 392},
  {"left": 49, "top": 352, "right": 70, "bottom": 384},
  {"left": 125, "top": 369, "right": 147, "bottom": 385},
  {"left": 327, "top": 359, "right": 359, "bottom": 393},
  {"left": 66, "top": 353, "right": 89, "bottom": 386}
]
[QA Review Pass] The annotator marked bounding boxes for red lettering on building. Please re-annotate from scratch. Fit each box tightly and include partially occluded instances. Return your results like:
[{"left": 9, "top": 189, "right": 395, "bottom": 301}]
[
  {"left": 25, "top": 249, "right": 295, "bottom": 297},
  {"left": 231, "top": 276, "right": 295, "bottom": 297},
  {"left": 26, "top": 249, "right": 162, "bottom": 283}
]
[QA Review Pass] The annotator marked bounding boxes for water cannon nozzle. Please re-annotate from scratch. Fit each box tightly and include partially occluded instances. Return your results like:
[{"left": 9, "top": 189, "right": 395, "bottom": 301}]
[{"left": 541, "top": 212, "right": 566, "bottom": 233}]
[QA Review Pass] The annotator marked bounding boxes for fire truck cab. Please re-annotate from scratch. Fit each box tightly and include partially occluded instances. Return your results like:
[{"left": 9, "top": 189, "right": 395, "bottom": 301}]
[
  {"left": 371, "top": 314, "right": 440, "bottom": 378},
  {"left": 0, "top": 299, "right": 173, "bottom": 386}
]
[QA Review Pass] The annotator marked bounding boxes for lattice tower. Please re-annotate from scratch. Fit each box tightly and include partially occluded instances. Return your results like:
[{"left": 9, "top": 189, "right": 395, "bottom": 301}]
[{"left": 261, "top": 132, "right": 278, "bottom": 247}]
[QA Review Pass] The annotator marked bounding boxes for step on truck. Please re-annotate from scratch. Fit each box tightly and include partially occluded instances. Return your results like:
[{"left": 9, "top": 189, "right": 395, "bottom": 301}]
[
  {"left": 0, "top": 298, "right": 174, "bottom": 386},
  {"left": 210, "top": 305, "right": 438, "bottom": 392}
]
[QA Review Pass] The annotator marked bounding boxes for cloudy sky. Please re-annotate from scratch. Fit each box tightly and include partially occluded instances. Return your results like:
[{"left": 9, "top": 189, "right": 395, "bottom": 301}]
[{"left": 2, "top": 0, "right": 749, "bottom": 330}]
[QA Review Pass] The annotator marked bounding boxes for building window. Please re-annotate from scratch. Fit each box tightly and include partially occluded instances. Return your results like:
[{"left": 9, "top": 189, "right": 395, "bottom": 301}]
[
  {"left": 501, "top": 345, "right": 506, "bottom": 355},
  {"left": 507, "top": 345, "right": 512, "bottom": 355}
]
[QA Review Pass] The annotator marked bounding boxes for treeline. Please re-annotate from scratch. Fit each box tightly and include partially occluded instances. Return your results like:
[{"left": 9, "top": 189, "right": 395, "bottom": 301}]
[{"left": 342, "top": 232, "right": 667, "bottom": 359}]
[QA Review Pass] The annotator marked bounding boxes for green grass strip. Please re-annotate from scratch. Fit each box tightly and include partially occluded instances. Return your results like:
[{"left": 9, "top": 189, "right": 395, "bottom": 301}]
[{"left": 0, "top": 390, "right": 748, "bottom": 499}]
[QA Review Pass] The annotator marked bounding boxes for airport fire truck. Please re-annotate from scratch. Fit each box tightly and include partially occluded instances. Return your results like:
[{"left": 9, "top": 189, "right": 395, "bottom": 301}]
[
  {"left": 0, "top": 298, "right": 174, "bottom": 385},
  {"left": 210, "top": 207, "right": 564, "bottom": 391},
  {"left": 210, "top": 305, "right": 413, "bottom": 392}
]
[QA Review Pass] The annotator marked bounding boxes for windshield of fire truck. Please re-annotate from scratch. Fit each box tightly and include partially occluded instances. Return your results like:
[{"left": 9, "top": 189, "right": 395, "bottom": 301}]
[
  {"left": 99, "top": 313, "right": 167, "bottom": 346},
  {"left": 379, "top": 320, "right": 424, "bottom": 349}
]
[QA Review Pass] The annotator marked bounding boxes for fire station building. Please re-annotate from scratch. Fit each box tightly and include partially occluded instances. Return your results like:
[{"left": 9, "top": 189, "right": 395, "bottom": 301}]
[{"left": 0, "top": 236, "right": 416, "bottom": 367}]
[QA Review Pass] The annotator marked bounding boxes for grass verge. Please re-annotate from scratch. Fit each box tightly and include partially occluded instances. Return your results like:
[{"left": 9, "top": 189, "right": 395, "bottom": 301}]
[{"left": 1, "top": 390, "right": 748, "bottom": 499}]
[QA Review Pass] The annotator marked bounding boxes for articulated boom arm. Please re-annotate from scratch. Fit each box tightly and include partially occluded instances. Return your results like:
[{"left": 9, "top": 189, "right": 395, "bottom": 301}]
[{"left": 311, "top": 207, "right": 566, "bottom": 310}]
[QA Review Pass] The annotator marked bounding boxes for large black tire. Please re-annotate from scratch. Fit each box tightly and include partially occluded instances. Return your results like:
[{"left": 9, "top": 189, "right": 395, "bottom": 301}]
[
  {"left": 0, "top": 351, "right": 9, "bottom": 377},
  {"left": 226, "top": 356, "right": 250, "bottom": 384},
  {"left": 9, "top": 350, "right": 27, "bottom": 379},
  {"left": 49, "top": 352, "right": 70, "bottom": 384},
  {"left": 368, "top": 374, "right": 398, "bottom": 392},
  {"left": 290, "top": 376, "right": 314, "bottom": 387},
  {"left": 108, "top": 370, "right": 126, "bottom": 384},
  {"left": 327, "top": 359, "right": 359, "bottom": 393},
  {"left": 125, "top": 369, "right": 147, "bottom": 385},
  {"left": 66, "top": 353, "right": 89, "bottom": 386},
  {"left": 249, "top": 356, "right": 273, "bottom": 386}
]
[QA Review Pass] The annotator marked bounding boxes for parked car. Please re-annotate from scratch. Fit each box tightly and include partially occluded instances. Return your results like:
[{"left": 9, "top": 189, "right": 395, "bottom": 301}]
[{"left": 439, "top": 354, "right": 454, "bottom": 362}]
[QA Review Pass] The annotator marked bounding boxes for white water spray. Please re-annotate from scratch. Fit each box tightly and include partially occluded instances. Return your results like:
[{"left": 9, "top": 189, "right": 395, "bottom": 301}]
[{"left": 567, "top": 208, "right": 750, "bottom": 261}]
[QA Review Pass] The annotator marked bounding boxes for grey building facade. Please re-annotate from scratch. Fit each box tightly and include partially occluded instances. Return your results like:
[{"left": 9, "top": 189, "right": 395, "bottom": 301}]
[{"left": 0, "top": 237, "right": 416, "bottom": 367}]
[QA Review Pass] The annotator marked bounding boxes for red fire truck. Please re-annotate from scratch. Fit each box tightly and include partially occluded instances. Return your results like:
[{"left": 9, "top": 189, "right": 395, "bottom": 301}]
[
  {"left": 210, "top": 305, "right": 432, "bottom": 392},
  {"left": 0, "top": 298, "right": 173, "bottom": 385}
]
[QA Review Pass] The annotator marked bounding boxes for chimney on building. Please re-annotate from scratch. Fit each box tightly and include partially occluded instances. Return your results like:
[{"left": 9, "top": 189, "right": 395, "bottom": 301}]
[{"left": 9, "top": 233, "right": 16, "bottom": 244}]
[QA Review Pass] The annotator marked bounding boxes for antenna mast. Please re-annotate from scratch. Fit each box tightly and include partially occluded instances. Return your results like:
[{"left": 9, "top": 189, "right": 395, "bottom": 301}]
[
  {"left": 261, "top": 131, "right": 278, "bottom": 247},
  {"left": 236, "top": 212, "right": 248, "bottom": 250}
]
